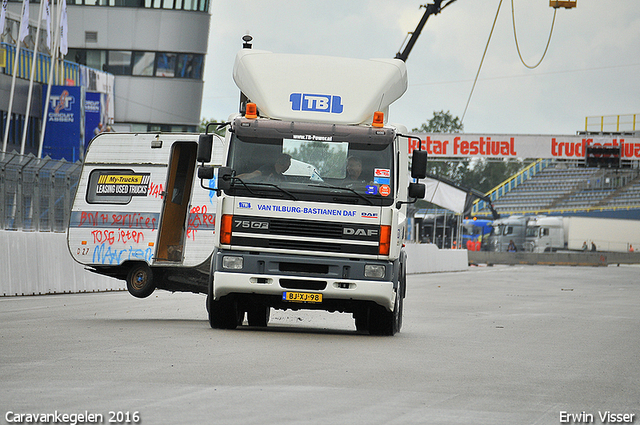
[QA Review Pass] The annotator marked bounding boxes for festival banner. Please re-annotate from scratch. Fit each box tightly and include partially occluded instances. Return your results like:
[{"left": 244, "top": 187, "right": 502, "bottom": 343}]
[{"left": 409, "top": 133, "right": 640, "bottom": 160}]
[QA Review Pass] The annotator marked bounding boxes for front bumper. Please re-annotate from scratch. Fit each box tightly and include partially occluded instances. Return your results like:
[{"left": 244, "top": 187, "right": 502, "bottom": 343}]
[{"left": 212, "top": 250, "right": 398, "bottom": 311}]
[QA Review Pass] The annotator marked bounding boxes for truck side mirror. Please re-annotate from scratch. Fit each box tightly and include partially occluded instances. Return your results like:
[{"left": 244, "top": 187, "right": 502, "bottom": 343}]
[
  {"left": 408, "top": 182, "right": 425, "bottom": 199},
  {"left": 197, "top": 134, "right": 213, "bottom": 163},
  {"left": 411, "top": 150, "right": 428, "bottom": 179},
  {"left": 198, "top": 165, "right": 214, "bottom": 180},
  {"left": 217, "top": 166, "right": 233, "bottom": 192}
]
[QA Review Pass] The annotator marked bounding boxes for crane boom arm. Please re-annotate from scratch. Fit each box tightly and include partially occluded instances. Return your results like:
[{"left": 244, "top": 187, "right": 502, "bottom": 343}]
[{"left": 395, "top": 0, "right": 457, "bottom": 62}]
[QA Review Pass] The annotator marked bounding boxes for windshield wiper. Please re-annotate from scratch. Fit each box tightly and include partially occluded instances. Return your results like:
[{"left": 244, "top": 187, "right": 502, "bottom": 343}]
[
  {"left": 307, "top": 184, "right": 374, "bottom": 206},
  {"left": 230, "top": 177, "right": 298, "bottom": 201}
]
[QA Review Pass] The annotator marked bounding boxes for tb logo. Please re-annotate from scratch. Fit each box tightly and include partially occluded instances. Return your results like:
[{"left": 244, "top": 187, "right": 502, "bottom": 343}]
[{"left": 290, "top": 93, "right": 343, "bottom": 114}]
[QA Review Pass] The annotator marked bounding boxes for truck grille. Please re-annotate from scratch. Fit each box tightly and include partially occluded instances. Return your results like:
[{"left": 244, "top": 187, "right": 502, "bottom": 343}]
[{"left": 230, "top": 215, "right": 379, "bottom": 255}]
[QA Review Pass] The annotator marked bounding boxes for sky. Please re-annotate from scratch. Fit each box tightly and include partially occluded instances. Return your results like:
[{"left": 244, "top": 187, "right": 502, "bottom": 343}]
[{"left": 200, "top": 1, "right": 640, "bottom": 136}]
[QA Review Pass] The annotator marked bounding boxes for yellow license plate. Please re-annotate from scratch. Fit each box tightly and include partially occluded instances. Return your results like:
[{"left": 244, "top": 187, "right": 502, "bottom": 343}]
[{"left": 282, "top": 291, "right": 322, "bottom": 303}]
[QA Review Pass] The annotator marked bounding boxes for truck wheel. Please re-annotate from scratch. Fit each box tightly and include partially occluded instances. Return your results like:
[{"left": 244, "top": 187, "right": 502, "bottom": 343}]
[
  {"left": 247, "top": 305, "right": 270, "bottom": 327},
  {"left": 207, "top": 269, "right": 239, "bottom": 329},
  {"left": 354, "top": 309, "right": 369, "bottom": 332},
  {"left": 395, "top": 290, "right": 404, "bottom": 333},
  {"left": 368, "top": 304, "right": 394, "bottom": 336},
  {"left": 126, "top": 263, "right": 155, "bottom": 298},
  {"left": 368, "top": 291, "right": 402, "bottom": 336},
  {"left": 209, "top": 295, "right": 240, "bottom": 329}
]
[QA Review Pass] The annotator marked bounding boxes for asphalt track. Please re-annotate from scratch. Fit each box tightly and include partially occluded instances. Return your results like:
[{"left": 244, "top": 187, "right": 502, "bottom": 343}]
[{"left": 1, "top": 265, "right": 639, "bottom": 425}]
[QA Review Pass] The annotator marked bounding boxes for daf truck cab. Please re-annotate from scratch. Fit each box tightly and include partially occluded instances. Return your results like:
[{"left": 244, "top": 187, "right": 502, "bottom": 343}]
[{"left": 196, "top": 47, "right": 427, "bottom": 335}]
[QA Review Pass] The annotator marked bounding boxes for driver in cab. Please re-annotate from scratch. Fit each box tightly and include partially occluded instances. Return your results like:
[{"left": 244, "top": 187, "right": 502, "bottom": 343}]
[{"left": 238, "top": 154, "right": 291, "bottom": 182}]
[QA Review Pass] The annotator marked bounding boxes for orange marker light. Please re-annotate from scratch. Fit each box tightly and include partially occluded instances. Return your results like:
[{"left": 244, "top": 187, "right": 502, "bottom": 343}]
[
  {"left": 379, "top": 225, "right": 391, "bottom": 255},
  {"left": 245, "top": 103, "right": 258, "bottom": 119},
  {"left": 372, "top": 111, "right": 384, "bottom": 128},
  {"left": 220, "top": 214, "right": 233, "bottom": 245}
]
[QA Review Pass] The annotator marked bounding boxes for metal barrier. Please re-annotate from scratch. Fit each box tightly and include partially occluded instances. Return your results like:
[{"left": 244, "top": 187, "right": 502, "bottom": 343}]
[
  {"left": 1, "top": 42, "right": 79, "bottom": 85},
  {"left": 585, "top": 114, "right": 638, "bottom": 133},
  {"left": 0, "top": 152, "right": 80, "bottom": 232}
]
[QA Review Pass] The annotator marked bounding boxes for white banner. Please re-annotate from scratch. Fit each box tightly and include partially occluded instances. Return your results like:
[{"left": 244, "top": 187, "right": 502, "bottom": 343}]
[
  {"left": 18, "top": 0, "right": 29, "bottom": 42},
  {"left": 42, "top": 0, "right": 51, "bottom": 50},
  {"left": 0, "top": 0, "right": 8, "bottom": 35},
  {"left": 408, "top": 133, "right": 640, "bottom": 160},
  {"left": 60, "top": 0, "right": 68, "bottom": 56},
  {"left": 424, "top": 178, "right": 468, "bottom": 214}
]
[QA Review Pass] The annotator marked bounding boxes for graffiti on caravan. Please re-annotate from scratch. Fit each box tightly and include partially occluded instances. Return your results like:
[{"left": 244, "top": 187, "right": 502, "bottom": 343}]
[{"left": 92, "top": 243, "right": 154, "bottom": 265}]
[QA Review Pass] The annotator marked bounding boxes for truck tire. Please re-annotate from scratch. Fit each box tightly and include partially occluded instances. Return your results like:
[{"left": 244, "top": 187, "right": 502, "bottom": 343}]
[
  {"left": 354, "top": 309, "right": 369, "bottom": 332},
  {"left": 368, "top": 303, "right": 395, "bottom": 336},
  {"left": 247, "top": 304, "right": 270, "bottom": 327},
  {"left": 207, "top": 275, "right": 241, "bottom": 329},
  {"left": 209, "top": 295, "right": 241, "bottom": 329},
  {"left": 126, "top": 263, "right": 155, "bottom": 298},
  {"left": 368, "top": 289, "right": 403, "bottom": 336}
]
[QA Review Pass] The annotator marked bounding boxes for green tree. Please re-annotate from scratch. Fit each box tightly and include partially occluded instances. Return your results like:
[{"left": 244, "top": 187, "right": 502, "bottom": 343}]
[{"left": 412, "top": 110, "right": 463, "bottom": 133}]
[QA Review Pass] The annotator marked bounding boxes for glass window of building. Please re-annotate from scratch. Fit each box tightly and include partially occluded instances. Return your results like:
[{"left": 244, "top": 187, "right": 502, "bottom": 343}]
[
  {"left": 132, "top": 52, "right": 155, "bottom": 76},
  {"left": 155, "top": 53, "right": 176, "bottom": 77},
  {"left": 176, "top": 54, "right": 202, "bottom": 79},
  {"left": 86, "top": 50, "right": 107, "bottom": 71},
  {"left": 182, "top": 0, "right": 193, "bottom": 11},
  {"left": 108, "top": 50, "right": 131, "bottom": 75}
]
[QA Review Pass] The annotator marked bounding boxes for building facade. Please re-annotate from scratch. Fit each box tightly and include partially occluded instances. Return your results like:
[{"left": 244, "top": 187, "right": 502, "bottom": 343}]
[
  {"left": 1, "top": 0, "right": 210, "bottom": 150},
  {"left": 66, "top": 0, "right": 211, "bottom": 132}
]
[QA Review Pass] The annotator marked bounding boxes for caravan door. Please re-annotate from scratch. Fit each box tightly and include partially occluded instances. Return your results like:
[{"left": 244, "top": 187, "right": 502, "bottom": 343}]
[{"left": 155, "top": 142, "right": 197, "bottom": 262}]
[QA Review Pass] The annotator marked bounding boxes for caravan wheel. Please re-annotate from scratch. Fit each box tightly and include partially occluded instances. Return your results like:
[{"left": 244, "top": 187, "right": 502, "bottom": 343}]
[{"left": 126, "top": 263, "right": 155, "bottom": 298}]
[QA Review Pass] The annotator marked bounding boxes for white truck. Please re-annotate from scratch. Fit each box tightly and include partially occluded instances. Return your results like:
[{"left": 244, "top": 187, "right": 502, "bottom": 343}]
[
  {"left": 195, "top": 44, "right": 429, "bottom": 335},
  {"left": 68, "top": 44, "right": 428, "bottom": 336},
  {"left": 488, "top": 215, "right": 529, "bottom": 252},
  {"left": 525, "top": 216, "right": 640, "bottom": 253}
]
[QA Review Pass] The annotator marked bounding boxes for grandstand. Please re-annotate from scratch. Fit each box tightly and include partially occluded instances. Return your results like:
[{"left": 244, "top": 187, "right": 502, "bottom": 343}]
[{"left": 473, "top": 162, "right": 640, "bottom": 219}]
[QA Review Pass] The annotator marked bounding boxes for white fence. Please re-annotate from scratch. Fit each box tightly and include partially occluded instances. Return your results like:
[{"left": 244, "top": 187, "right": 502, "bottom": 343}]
[
  {"left": 1, "top": 230, "right": 124, "bottom": 296},
  {"left": 1, "top": 231, "right": 468, "bottom": 296}
]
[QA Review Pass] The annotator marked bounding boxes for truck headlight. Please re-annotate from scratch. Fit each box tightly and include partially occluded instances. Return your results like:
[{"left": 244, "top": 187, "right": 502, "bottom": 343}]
[
  {"left": 364, "top": 264, "right": 386, "bottom": 278},
  {"left": 222, "top": 256, "right": 244, "bottom": 270}
]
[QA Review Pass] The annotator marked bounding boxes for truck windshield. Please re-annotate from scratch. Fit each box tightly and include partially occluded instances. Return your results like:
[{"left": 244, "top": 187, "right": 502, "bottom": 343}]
[
  {"left": 526, "top": 226, "right": 539, "bottom": 237},
  {"left": 490, "top": 224, "right": 504, "bottom": 236},
  {"left": 226, "top": 127, "right": 395, "bottom": 206}
]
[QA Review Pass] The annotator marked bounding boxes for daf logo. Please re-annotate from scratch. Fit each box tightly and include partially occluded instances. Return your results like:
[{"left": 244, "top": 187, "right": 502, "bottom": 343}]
[{"left": 343, "top": 227, "right": 378, "bottom": 237}]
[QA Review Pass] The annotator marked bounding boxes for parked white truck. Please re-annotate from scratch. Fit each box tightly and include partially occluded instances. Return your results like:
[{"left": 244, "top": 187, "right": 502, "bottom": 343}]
[
  {"left": 68, "top": 43, "right": 428, "bottom": 336},
  {"left": 488, "top": 215, "right": 529, "bottom": 252},
  {"left": 525, "top": 216, "right": 640, "bottom": 253}
]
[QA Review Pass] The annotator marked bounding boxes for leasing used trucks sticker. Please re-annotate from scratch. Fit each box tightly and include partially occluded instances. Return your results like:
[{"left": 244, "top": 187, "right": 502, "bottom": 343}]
[{"left": 95, "top": 173, "right": 151, "bottom": 196}]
